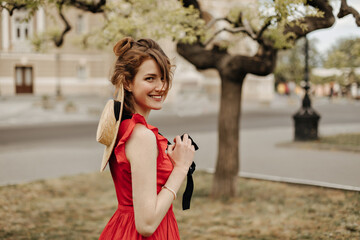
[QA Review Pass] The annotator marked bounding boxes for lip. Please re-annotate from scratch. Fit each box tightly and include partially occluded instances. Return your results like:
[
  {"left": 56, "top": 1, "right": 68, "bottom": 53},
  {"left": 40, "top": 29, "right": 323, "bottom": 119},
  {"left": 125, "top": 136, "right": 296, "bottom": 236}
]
[{"left": 149, "top": 95, "right": 163, "bottom": 101}]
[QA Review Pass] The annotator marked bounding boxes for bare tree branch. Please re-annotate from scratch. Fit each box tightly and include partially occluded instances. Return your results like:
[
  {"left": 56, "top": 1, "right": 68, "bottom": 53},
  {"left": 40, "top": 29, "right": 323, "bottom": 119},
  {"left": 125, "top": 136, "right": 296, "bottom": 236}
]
[
  {"left": 284, "top": 0, "right": 335, "bottom": 40},
  {"left": 206, "top": 17, "right": 233, "bottom": 29},
  {"left": 67, "top": 0, "right": 106, "bottom": 13},
  {"left": 1, "top": 3, "right": 26, "bottom": 16},
  {"left": 1, "top": 0, "right": 106, "bottom": 15},
  {"left": 242, "top": 18, "right": 257, "bottom": 39},
  {"left": 54, "top": 1, "right": 71, "bottom": 47},
  {"left": 338, "top": 0, "right": 360, "bottom": 26},
  {"left": 204, "top": 26, "right": 248, "bottom": 46},
  {"left": 181, "top": 0, "right": 201, "bottom": 10},
  {"left": 256, "top": 17, "right": 273, "bottom": 40},
  {"left": 177, "top": 42, "right": 227, "bottom": 70}
]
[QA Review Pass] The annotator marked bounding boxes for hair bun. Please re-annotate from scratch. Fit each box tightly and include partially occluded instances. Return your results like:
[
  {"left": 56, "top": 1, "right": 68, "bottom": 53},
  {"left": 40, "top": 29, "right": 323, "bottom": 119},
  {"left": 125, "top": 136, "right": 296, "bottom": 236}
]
[{"left": 113, "top": 37, "right": 134, "bottom": 57}]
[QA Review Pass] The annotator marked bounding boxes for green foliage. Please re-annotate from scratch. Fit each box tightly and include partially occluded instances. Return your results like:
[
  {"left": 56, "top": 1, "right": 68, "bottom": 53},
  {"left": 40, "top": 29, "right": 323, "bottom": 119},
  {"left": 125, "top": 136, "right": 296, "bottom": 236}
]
[
  {"left": 30, "top": 28, "right": 62, "bottom": 52},
  {"left": 227, "top": 7, "right": 243, "bottom": 26},
  {"left": 266, "top": 22, "right": 297, "bottom": 49},
  {"left": 310, "top": 69, "right": 360, "bottom": 87},
  {"left": 12, "top": 0, "right": 205, "bottom": 50},
  {"left": 274, "top": 37, "right": 322, "bottom": 84},
  {"left": 0, "top": 0, "right": 43, "bottom": 20},
  {"left": 93, "top": 0, "right": 205, "bottom": 47},
  {"left": 310, "top": 74, "right": 340, "bottom": 85},
  {"left": 4, "top": 0, "right": 326, "bottom": 52},
  {"left": 30, "top": 33, "right": 46, "bottom": 52},
  {"left": 348, "top": 69, "right": 360, "bottom": 84},
  {"left": 225, "top": 0, "right": 324, "bottom": 49},
  {"left": 72, "top": 0, "right": 205, "bottom": 49},
  {"left": 275, "top": 47, "right": 304, "bottom": 84},
  {"left": 213, "top": 1, "right": 319, "bottom": 50},
  {"left": 261, "top": 0, "right": 323, "bottom": 49},
  {"left": 324, "top": 37, "right": 360, "bottom": 68}
]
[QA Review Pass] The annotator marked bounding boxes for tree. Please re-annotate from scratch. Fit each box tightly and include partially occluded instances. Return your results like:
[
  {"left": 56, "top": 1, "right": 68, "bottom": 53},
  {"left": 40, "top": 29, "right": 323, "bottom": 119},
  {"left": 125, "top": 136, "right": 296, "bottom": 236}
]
[
  {"left": 1, "top": 0, "right": 203, "bottom": 97},
  {"left": 2, "top": 0, "right": 360, "bottom": 198},
  {"left": 275, "top": 37, "right": 322, "bottom": 85},
  {"left": 324, "top": 37, "right": 360, "bottom": 68},
  {"left": 0, "top": 0, "right": 204, "bottom": 49},
  {"left": 176, "top": 0, "right": 360, "bottom": 198}
]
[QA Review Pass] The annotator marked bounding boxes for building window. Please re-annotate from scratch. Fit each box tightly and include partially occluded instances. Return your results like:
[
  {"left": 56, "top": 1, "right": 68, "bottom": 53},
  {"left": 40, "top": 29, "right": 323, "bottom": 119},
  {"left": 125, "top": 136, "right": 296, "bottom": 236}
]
[
  {"left": 11, "top": 10, "right": 33, "bottom": 52},
  {"left": 77, "top": 65, "right": 87, "bottom": 80},
  {"left": 76, "top": 15, "right": 85, "bottom": 34},
  {"left": 14, "top": 16, "right": 31, "bottom": 41}
]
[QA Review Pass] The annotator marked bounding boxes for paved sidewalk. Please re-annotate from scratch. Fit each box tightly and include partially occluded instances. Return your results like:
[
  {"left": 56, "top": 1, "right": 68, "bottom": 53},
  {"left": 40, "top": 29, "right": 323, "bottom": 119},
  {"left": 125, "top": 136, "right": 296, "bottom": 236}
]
[
  {"left": 0, "top": 94, "right": 359, "bottom": 190},
  {"left": 0, "top": 95, "right": 106, "bottom": 128},
  {"left": 0, "top": 94, "right": 220, "bottom": 128},
  {"left": 186, "top": 124, "right": 360, "bottom": 191}
]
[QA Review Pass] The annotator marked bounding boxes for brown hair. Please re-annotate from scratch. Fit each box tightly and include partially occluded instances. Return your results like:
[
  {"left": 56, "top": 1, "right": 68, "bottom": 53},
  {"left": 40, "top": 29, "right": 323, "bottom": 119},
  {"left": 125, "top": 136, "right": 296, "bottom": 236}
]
[{"left": 111, "top": 37, "right": 173, "bottom": 115}]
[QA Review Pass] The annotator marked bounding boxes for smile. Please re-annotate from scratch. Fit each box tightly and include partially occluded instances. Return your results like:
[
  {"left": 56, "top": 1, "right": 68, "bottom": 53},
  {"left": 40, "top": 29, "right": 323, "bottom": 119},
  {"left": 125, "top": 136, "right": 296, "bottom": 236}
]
[{"left": 150, "top": 95, "right": 162, "bottom": 99}]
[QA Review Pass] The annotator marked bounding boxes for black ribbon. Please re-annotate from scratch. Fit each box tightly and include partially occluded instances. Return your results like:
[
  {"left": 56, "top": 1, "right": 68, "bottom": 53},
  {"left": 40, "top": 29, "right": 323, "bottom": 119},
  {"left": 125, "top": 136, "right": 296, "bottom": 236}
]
[
  {"left": 180, "top": 134, "right": 198, "bottom": 210},
  {"left": 182, "top": 161, "right": 196, "bottom": 210},
  {"left": 113, "top": 100, "right": 121, "bottom": 121}
]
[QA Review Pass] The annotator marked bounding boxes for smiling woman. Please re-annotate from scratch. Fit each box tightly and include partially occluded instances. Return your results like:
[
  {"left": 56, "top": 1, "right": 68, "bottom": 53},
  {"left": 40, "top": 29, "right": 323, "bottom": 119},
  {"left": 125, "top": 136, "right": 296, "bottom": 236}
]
[
  {"left": 97, "top": 37, "right": 196, "bottom": 239},
  {"left": 110, "top": 38, "right": 172, "bottom": 118},
  {"left": 127, "top": 59, "right": 167, "bottom": 118}
]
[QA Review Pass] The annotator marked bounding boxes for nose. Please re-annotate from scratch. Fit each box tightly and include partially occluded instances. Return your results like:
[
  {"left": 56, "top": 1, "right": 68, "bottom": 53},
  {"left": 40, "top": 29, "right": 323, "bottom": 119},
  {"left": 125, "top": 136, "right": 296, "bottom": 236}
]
[{"left": 155, "top": 78, "right": 166, "bottom": 92}]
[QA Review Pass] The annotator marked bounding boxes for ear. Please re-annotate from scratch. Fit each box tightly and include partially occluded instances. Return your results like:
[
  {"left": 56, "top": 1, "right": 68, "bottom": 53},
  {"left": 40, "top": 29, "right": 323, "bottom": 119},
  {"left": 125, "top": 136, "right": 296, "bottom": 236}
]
[
  {"left": 124, "top": 83, "right": 133, "bottom": 92},
  {"left": 119, "top": 75, "right": 132, "bottom": 92}
]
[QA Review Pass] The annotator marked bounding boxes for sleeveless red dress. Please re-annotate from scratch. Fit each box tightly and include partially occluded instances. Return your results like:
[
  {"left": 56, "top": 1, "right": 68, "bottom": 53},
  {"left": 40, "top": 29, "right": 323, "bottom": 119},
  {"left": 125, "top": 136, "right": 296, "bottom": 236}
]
[{"left": 99, "top": 114, "right": 180, "bottom": 240}]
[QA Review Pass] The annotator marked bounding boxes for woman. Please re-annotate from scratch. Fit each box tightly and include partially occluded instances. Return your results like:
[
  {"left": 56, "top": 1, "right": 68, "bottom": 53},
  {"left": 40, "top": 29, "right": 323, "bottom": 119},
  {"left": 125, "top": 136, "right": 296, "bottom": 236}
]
[{"left": 97, "top": 37, "right": 195, "bottom": 239}]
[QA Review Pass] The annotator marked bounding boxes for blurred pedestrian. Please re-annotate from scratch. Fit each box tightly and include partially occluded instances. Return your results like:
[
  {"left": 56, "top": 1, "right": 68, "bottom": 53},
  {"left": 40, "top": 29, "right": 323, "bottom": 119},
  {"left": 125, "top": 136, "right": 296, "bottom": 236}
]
[
  {"left": 277, "top": 82, "right": 285, "bottom": 95},
  {"left": 329, "top": 82, "right": 334, "bottom": 99},
  {"left": 96, "top": 37, "right": 195, "bottom": 239},
  {"left": 288, "top": 81, "right": 296, "bottom": 96}
]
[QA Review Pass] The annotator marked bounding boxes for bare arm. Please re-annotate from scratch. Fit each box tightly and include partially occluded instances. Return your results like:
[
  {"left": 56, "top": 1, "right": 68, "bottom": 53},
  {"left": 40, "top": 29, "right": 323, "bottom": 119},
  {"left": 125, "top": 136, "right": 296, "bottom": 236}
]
[{"left": 125, "top": 124, "right": 194, "bottom": 237}]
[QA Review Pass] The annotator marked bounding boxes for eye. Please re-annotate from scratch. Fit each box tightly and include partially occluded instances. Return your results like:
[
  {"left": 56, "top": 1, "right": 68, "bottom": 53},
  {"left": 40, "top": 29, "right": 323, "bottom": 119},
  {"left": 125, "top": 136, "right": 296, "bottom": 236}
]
[{"left": 145, "top": 77, "right": 154, "bottom": 81}]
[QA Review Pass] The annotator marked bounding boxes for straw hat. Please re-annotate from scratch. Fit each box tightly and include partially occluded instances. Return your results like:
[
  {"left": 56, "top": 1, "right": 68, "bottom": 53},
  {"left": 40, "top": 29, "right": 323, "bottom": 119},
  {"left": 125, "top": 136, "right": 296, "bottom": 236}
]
[{"left": 96, "top": 84, "right": 124, "bottom": 172}]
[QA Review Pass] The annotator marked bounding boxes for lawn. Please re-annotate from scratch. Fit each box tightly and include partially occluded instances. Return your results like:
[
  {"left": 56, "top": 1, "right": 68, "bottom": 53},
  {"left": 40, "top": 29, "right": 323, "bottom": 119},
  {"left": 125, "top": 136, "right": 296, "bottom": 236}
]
[
  {"left": 278, "top": 133, "right": 360, "bottom": 153},
  {"left": 0, "top": 171, "right": 359, "bottom": 240}
]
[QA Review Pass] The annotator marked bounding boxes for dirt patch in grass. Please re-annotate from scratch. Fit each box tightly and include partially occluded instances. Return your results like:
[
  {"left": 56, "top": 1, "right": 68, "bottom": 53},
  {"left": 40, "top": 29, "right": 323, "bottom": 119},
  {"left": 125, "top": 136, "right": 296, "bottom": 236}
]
[
  {"left": 277, "top": 133, "right": 360, "bottom": 153},
  {"left": 0, "top": 171, "right": 359, "bottom": 240}
]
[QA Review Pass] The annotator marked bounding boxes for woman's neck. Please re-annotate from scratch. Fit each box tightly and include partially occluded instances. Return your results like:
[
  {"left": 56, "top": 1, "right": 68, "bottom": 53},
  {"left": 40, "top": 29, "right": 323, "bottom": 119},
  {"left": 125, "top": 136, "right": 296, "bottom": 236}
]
[{"left": 133, "top": 108, "right": 150, "bottom": 120}]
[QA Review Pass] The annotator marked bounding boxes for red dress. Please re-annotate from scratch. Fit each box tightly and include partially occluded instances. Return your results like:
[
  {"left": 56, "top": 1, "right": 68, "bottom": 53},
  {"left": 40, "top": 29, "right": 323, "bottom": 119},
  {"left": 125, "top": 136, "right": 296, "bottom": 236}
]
[{"left": 99, "top": 114, "right": 180, "bottom": 240}]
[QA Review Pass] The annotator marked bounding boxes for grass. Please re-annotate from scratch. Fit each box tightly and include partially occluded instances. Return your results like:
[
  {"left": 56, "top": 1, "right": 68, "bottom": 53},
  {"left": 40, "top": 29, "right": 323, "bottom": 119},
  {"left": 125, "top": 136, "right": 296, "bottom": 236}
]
[
  {"left": 320, "top": 133, "right": 360, "bottom": 147},
  {"left": 278, "top": 133, "right": 360, "bottom": 153},
  {"left": 0, "top": 171, "right": 359, "bottom": 240}
]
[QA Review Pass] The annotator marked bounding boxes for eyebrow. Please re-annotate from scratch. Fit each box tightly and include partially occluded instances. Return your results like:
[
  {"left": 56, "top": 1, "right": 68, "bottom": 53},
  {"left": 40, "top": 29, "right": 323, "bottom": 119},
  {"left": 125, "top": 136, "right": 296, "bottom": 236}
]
[
  {"left": 144, "top": 73, "right": 157, "bottom": 77},
  {"left": 144, "top": 73, "right": 164, "bottom": 78}
]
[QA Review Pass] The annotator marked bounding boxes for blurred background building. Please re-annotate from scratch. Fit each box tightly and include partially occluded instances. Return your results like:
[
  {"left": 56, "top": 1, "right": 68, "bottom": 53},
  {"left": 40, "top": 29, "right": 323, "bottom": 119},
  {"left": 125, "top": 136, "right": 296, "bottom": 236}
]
[
  {"left": 0, "top": 6, "right": 112, "bottom": 96},
  {"left": 0, "top": 1, "right": 274, "bottom": 104}
]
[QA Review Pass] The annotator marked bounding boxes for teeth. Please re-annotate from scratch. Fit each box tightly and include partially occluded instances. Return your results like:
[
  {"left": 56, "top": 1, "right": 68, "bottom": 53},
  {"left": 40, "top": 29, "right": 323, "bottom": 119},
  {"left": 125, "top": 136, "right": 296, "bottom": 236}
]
[{"left": 151, "top": 95, "right": 161, "bottom": 99}]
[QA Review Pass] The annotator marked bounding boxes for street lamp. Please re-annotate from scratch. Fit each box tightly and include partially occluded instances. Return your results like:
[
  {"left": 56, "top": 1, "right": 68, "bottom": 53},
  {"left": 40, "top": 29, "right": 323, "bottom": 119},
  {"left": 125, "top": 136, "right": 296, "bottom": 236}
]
[
  {"left": 55, "top": 49, "right": 62, "bottom": 99},
  {"left": 293, "top": 36, "right": 321, "bottom": 141}
]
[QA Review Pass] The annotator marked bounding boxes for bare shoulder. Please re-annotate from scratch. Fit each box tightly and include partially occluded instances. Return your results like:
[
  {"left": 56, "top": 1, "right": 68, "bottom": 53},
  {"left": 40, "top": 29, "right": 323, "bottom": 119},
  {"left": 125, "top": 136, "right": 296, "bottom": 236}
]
[
  {"left": 129, "top": 124, "right": 156, "bottom": 143},
  {"left": 125, "top": 124, "right": 157, "bottom": 159}
]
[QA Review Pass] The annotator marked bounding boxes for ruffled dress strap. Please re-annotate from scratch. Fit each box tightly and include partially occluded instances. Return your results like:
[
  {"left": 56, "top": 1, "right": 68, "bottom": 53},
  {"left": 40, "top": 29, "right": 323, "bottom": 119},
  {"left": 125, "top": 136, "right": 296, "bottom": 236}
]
[{"left": 114, "top": 113, "right": 169, "bottom": 166}]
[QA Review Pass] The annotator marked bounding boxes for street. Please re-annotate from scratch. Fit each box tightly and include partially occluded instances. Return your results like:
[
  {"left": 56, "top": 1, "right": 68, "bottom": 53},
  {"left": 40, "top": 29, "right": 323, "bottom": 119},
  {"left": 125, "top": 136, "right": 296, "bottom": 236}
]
[
  {"left": 1, "top": 98, "right": 360, "bottom": 144},
  {"left": 0, "top": 98, "right": 359, "bottom": 188}
]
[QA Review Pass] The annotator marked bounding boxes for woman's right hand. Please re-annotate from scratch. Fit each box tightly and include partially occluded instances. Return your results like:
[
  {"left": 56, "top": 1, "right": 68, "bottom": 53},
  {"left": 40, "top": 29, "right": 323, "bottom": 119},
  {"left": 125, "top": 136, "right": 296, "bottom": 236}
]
[{"left": 167, "top": 134, "right": 195, "bottom": 174}]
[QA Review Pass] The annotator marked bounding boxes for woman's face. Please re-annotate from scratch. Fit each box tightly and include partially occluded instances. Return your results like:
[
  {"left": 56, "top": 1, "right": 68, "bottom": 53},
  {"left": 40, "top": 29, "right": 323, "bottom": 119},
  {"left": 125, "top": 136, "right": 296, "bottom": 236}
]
[{"left": 128, "top": 58, "right": 167, "bottom": 117}]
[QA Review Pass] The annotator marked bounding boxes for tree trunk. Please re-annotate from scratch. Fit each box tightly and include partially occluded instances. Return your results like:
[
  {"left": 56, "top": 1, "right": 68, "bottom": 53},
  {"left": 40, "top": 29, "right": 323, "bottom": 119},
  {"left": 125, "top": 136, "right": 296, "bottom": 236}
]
[{"left": 212, "top": 73, "right": 244, "bottom": 198}]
